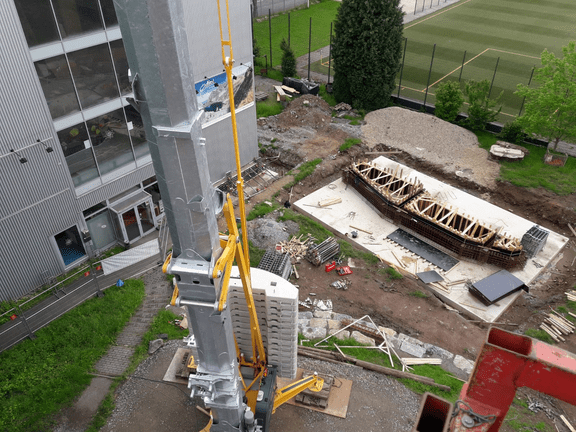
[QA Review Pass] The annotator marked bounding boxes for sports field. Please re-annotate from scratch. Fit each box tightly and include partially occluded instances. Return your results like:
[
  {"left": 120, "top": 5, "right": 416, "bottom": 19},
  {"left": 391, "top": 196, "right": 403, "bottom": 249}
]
[{"left": 399, "top": 0, "right": 576, "bottom": 120}]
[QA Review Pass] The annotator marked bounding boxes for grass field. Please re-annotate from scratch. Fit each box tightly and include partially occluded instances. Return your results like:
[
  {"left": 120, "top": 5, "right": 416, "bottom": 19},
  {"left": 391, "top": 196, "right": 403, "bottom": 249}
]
[
  {"left": 399, "top": 0, "right": 576, "bottom": 121},
  {"left": 253, "top": 0, "right": 338, "bottom": 69},
  {"left": 300, "top": 0, "right": 576, "bottom": 122}
]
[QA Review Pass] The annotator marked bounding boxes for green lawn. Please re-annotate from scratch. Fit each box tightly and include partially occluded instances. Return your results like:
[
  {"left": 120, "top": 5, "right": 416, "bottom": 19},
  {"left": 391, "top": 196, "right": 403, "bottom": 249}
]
[
  {"left": 0, "top": 280, "right": 146, "bottom": 432},
  {"left": 400, "top": 0, "right": 576, "bottom": 121},
  {"left": 475, "top": 130, "right": 576, "bottom": 195},
  {"left": 253, "top": 0, "right": 339, "bottom": 69}
]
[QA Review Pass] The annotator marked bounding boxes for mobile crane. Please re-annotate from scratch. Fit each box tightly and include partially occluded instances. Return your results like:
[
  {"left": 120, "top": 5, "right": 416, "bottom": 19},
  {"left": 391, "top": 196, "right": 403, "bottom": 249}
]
[
  {"left": 113, "top": 1, "right": 576, "bottom": 431},
  {"left": 113, "top": 0, "right": 322, "bottom": 430}
]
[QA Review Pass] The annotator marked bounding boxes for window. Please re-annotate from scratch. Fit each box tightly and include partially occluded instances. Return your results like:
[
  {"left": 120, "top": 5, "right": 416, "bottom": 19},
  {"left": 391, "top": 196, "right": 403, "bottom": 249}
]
[
  {"left": 87, "top": 108, "right": 135, "bottom": 180},
  {"left": 35, "top": 56, "right": 80, "bottom": 119},
  {"left": 67, "top": 44, "right": 118, "bottom": 109},
  {"left": 14, "top": 0, "right": 60, "bottom": 47},
  {"left": 142, "top": 176, "right": 157, "bottom": 187},
  {"left": 51, "top": 0, "right": 104, "bottom": 39},
  {"left": 54, "top": 226, "right": 86, "bottom": 266},
  {"left": 99, "top": 0, "right": 118, "bottom": 28},
  {"left": 124, "top": 105, "right": 150, "bottom": 162},
  {"left": 85, "top": 210, "right": 116, "bottom": 249},
  {"left": 109, "top": 39, "right": 130, "bottom": 95},
  {"left": 83, "top": 201, "right": 106, "bottom": 218},
  {"left": 57, "top": 122, "right": 100, "bottom": 187}
]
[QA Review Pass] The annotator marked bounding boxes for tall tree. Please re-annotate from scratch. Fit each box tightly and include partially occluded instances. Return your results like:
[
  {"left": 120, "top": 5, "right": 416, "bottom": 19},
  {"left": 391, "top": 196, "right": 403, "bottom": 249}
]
[
  {"left": 332, "top": 0, "right": 404, "bottom": 110},
  {"left": 280, "top": 38, "right": 297, "bottom": 78},
  {"left": 516, "top": 41, "right": 576, "bottom": 150}
]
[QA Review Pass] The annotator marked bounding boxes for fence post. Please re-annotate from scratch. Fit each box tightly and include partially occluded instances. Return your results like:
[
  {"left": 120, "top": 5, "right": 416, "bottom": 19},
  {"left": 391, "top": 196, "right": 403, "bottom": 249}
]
[
  {"left": 488, "top": 56, "right": 500, "bottom": 98},
  {"left": 327, "top": 22, "right": 333, "bottom": 85},
  {"left": 398, "top": 37, "right": 408, "bottom": 98},
  {"left": 458, "top": 50, "right": 466, "bottom": 82},
  {"left": 518, "top": 66, "right": 535, "bottom": 116},
  {"left": 430, "top": 0, "right": 433, "bottom": 8},
  {"left": 288, "top": 12, "right": 291, "bottom": 47},
  {"left": 423, "top": 43, "right": 436, "bottom": 109},
  {"left": 414, "top": 0, "right": 418, "bottom": 15},
  {"left": 308, "top": 17, "right": 312, "bottom": 81},
  {"left": 269, "top": 9, "right": 272, "bottom": 67},
  {"left": 16, "top": 304, "right": 36, "bottom": 341},
  {"left": 421, "top": 0, "right": 425, "bottom": 13}
]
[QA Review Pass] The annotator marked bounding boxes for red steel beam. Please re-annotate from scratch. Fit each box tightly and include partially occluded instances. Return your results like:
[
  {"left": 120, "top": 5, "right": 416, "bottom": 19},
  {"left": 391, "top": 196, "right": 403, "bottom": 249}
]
[{"left": 459, "top": 327, "right": 576, "bottom": 431}]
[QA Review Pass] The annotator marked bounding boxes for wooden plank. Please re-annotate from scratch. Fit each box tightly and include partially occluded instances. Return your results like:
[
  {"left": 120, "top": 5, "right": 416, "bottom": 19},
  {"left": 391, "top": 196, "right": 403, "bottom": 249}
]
[
  {"left": 461, "top": 302, "right": 487, "bottom": 312},
  {"left": 561, "top": 415, "right": 576, "bottom": 432},
  {"left": 281, "top": 85, "right": 299, "bottom": 94},
  {"left": 568, "top": 223, "right": 576, "bottom": 237},
  {"left": 349, "top": 225, "right": 372, "bottom": 235},
  {"left": 319, "top": 197, "right": 342, "bottom": 207}
]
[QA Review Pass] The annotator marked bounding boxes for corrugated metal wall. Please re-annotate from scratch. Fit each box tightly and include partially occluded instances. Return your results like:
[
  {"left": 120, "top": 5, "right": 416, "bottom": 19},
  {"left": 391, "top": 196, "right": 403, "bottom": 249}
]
[
  {"left": 0, "top": 0, "right": 259, "bottom": 302},
  {"left": 76, "top": 163, "right": 155, "bottom": 210},
  {"left": 0, "top": 1, "right": 81, "bottom": 301}
]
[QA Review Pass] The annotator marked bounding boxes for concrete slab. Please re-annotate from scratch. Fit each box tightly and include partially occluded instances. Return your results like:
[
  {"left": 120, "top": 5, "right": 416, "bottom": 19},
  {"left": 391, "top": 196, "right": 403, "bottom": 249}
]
[{"left": 294, "top": 157, "right": 568, "bottom": 323}]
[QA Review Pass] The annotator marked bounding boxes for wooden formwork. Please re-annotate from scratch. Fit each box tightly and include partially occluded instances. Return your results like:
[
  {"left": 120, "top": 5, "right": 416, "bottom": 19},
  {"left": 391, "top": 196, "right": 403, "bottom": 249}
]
[{"left": 343, "top": 164, "right": 526, "bottom": 270}]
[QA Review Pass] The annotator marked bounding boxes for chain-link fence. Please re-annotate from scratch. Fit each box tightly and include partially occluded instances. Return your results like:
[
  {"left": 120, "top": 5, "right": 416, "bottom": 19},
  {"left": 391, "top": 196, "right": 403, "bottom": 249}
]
[{"left": 253, "top": 0, "right": 309, "bottom": 17}]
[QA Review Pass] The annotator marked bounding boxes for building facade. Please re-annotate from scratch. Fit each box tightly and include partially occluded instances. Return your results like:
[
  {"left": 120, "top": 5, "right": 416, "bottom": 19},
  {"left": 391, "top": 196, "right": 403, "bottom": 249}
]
[{"left": 0, "top": 0, "right": 257, "bottom": 302}]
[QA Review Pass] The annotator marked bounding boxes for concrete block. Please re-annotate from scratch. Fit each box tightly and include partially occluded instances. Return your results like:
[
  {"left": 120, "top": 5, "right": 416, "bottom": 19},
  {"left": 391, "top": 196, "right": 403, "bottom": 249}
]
[
  {"left": 404, "top": 336, "right": 424, "bottom": 347},
  {"left": 332, "top": 313, "right": 353, "bottom": 322},
  {"left": 309, "top": 318, "right": 328, "bottom": 329},
  {"left": 297, "top": 319, "right": 310, "bottom": 333},
  {"left": 298, "top": 311, "right": 313, "bottom": 320},
  {"left": 313, "top": 310, "right": 332, "bottom": 319},
  {"left": 396, "top": 333, "right": 409, "bottom": 343},
  {"left": 148, "top": 339, "right": 164, "bottom": 354},
  {"left": 329, "top": 329, "right": 350, "bottom": 340},
  {"left": 351, "top": 331, "right": 376, "bottom": 346},
  {"left": 400, "top": 340, "right": 426, "bottom": 358},
  {"left": 327, "top": 319, "right": 341, "bottom": 331},
  {"left": 378, "top": 326, "right": 397, "bottom": 338},
  {"left": 453, "top": 355, "right": 475, "bottom": 375},
  {"left": 302, "top": 327, "right": 327, "bottom": 340},
  {"left": 423, "top": 344, "right": 454, "bottom": 361}
]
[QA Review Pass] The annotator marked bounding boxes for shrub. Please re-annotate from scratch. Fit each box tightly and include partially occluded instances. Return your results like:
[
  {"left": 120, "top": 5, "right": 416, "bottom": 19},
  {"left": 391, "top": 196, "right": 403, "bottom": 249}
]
[
  {"left": 280, "top": 39, "right": 297, "bottom": 78},
  {"left": 499, "top": 121, "right": 526, "bottom": 144},
  {"left": 434, "top": 81, "right": 464, "bottom": 122},
  {"left": 339, "top": 138, "right": 361, "bottom": 152},
  {"left": 463, "top": 79, "right": 502, "bottom": 130}
]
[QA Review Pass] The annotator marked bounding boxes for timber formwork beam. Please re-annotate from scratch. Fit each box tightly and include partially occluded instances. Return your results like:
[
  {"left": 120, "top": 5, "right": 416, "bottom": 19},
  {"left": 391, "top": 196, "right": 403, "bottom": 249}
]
[{"left": 343, "top": 163, "right": 526, "bottom": 270}]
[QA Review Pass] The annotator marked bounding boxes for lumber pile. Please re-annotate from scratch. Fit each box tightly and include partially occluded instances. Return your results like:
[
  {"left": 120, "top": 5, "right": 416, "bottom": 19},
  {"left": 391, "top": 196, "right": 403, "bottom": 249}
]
[
  {"left": 297, "top": 346, "right": 450, "bottom": 392},
  {"left": 539, "top": 308, "right": 575, "bottom": 343},
  {"left": 277, "top": 234, "right": 315, "bottom": 261},
  {"left": 567, "top": 290, "right": 576, "bottom": 302}
]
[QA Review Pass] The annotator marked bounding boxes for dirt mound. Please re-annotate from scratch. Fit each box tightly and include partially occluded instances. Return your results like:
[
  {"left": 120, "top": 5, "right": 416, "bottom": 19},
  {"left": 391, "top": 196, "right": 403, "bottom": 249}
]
[{"left": 258, "top": 95, "right": 351, "bottom": 166}]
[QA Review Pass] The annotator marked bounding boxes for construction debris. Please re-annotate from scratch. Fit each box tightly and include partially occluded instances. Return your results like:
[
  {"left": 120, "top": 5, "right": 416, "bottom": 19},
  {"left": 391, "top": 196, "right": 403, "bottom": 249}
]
[
  {"left": 538, "top": 308, "right": 575, "bottom": 343},
  {"left": 334, "top": 102, "right": 352, "bottom": 111},
  {"left": 566, "top": 290, "right": 576, "bottom": 302},
  {"left": 330, "top": 279, "right": 351, "bottom": 290},
  {"left": 277, "top": 234, "right": 315, "bottom": 261}
]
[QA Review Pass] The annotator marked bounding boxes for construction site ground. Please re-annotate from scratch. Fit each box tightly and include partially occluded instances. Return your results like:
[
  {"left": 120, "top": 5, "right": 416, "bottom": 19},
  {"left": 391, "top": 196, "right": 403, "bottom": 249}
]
[{"left": 94, "top": 78, "right": 576, "bottom": 432}]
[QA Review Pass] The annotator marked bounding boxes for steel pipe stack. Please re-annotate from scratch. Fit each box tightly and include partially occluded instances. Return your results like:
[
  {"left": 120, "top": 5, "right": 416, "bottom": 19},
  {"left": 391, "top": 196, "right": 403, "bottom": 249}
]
[{"left": 306, "top": 237, "right": 340, "bottom": 266}]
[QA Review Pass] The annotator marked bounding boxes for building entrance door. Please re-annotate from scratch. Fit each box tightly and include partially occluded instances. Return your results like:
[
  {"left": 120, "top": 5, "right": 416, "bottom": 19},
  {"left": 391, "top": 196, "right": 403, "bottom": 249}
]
[{"left": 110, "top": 190, "right": 157, "bottom": 245}]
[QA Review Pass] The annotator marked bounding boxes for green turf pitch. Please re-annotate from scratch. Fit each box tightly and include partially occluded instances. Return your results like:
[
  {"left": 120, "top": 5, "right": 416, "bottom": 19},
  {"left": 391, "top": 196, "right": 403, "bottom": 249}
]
[{"left": 400, "top": 0, "right": 576, "bottom": 121}]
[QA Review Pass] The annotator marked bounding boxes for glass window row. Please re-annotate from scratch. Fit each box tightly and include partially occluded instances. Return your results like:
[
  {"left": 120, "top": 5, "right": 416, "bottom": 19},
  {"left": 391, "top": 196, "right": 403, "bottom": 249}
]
[
  {"left": 56, "top": 105, "right": 150, "bottom": 192},
  {"left": 35, "top": 40, "right": 129, "bottom": 119},
  {"left": 15, "top": 0, "right": 118, "bottom": 48}
]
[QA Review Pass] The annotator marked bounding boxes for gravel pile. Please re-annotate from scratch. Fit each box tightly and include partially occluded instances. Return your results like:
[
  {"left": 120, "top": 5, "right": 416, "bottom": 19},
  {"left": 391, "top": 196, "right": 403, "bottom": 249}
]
[
  {"left": 247, "top": 217, "right": 299, "bottom": 251},
  {"left": 362, "top": 107, "right": 500, "bottom": 190}
]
